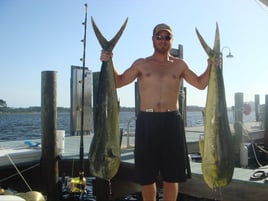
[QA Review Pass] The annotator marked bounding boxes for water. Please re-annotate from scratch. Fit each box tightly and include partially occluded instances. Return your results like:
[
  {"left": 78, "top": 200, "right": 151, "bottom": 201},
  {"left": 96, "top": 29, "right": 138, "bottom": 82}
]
[
  {"left": 0, "top": 110, "right": 256, "bottom": 141},
  {"left": 0, "top": 111, "right": 136, "bottom": 141}
]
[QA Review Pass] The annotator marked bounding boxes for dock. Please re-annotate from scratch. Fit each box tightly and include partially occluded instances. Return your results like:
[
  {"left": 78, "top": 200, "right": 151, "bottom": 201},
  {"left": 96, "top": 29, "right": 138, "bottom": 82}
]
[{"left": 1, "top": 121, "right": 268, "bottom": 201}]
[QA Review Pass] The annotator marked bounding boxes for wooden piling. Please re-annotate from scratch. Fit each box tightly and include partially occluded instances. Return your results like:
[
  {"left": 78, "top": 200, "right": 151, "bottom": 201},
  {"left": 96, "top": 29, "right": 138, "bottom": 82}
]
[
  {"left": 41, "top": 71, "right": 59, "bottom": 201},
  {"left": 234, "top": 92, "right": 243, "bottom": 123},
  {"left": 234, "top": 92, "right": 243, "bottom": 165},
  {"left": 264, "top": 95, "right": 268, "bottom": 147},
  {"left": 254, "top": 94, "right": 260, "bottom": 121},
  {"left": 178, "top": 44, "right": 187, "bottom": 126}
]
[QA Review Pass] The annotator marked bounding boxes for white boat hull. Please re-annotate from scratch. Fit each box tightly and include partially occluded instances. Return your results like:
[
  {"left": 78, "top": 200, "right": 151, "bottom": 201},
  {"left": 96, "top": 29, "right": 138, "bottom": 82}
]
[
  {"left": 0, "top": 195, "right": 26, "bottom": 201},
  {"left": 0, "top": 146, "right": 41, "bottom": 167}
]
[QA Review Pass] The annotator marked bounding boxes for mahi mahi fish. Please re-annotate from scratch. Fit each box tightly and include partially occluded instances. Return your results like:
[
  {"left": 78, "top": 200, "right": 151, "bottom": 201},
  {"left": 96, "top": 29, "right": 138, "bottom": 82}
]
[
  {"left": 195, "top": 24, "right": 234, "bottom": 189},
  {"left": 88, "top": 17, "right": 128, "bottom": 180}
]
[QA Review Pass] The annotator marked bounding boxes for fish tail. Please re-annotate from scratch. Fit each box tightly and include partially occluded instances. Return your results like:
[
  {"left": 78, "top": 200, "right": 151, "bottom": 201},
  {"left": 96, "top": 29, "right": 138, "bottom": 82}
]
[
  {"left": 195, "top": 23, "right": 220, "bottom": 58},
  {"left": 91, "top": 17, "right": 128, "bottom": 52}
]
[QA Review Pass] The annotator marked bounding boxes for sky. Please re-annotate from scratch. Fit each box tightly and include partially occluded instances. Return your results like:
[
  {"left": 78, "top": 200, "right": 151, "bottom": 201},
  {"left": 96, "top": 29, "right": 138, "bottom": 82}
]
[{"left": 0, "top": 0, "right": 268, "bottom": 108}]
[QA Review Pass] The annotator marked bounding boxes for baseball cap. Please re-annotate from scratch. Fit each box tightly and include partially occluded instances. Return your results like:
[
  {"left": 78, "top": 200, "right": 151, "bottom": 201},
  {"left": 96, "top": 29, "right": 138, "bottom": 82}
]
[{"left": 153, "top": 23, "right": 173, "bottom": 36}]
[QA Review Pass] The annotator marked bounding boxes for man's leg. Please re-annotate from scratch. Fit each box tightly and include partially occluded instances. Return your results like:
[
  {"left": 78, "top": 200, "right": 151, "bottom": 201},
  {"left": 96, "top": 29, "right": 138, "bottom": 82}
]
[
  {"left": 163, "top": 181, "right": 178, "bottom": 201},
  {"left": 142, "top": 183, "right": 157, "bottom": 201}
]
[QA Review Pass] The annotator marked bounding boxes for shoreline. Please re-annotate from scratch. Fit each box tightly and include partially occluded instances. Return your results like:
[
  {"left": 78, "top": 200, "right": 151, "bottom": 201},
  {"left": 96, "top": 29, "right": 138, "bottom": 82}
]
[{"left": 0, "top": 104, "right": 239, "bottom": 115}]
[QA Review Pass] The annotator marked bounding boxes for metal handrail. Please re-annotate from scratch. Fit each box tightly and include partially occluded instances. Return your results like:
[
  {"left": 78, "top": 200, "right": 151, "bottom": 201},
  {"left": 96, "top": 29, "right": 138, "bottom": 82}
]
[{"left": 126, "top": 116, "right": 136, "bottom": 148}]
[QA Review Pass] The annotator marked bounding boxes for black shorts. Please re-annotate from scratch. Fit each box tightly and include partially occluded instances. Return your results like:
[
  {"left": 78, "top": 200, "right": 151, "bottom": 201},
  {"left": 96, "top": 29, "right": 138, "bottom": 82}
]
[{"left": 135, "top": 111, "right": 189, "bottom": 185}]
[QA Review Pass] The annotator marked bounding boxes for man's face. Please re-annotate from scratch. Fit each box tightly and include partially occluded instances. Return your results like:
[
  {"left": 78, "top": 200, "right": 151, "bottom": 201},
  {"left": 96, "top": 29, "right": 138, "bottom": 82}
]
[{"left": 153, "top": 30, "right": 173, "bottom": 54}]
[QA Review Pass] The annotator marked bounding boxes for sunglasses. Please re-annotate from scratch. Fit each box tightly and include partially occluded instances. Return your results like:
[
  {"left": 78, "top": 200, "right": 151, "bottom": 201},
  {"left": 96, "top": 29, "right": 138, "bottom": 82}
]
[{"left": 155, "top": 35, "right": 172, "bottom": 41}]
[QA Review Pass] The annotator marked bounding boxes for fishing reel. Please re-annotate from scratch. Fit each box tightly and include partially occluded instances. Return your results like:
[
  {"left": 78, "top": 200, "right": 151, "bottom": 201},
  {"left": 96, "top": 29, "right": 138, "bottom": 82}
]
[{"left": 66, "top": 172, "right": 87, "bottom": 194}]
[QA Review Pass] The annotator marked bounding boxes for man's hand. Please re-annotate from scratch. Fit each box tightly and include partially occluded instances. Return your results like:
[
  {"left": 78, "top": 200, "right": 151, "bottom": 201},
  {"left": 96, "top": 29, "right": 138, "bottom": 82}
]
[{"left": 100, "top": 50, "right": 113, "bottom": 62}]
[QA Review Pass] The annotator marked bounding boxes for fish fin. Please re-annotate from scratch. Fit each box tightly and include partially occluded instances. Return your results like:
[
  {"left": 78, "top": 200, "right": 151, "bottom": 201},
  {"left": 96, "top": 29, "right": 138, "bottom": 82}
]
[
  {"left": 213, "top": 22, "right": 220, "bottom": 55},
  {"left": 213, "top": 23, "right": 222, "bottom": 71},
  {"left": 91, "top": 17, "right": 108, "bottom": 49},
  {"left": 91, "top": 17, "right": 128, "bottom": 52},
  {"left": 195, "top": 27, "right": 213, "bottom": 57}
]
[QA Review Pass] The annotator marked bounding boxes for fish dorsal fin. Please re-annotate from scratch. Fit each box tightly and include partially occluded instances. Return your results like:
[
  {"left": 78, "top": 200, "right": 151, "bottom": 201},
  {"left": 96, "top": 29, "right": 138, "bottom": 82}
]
[{"left": 91, "top": 17, "right": 128, "bottom": 52}]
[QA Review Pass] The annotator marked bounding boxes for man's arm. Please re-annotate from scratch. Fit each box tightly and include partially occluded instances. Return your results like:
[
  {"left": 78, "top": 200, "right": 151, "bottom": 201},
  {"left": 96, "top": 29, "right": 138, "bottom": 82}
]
[{"left": 182, "top": 59, "right": 212, "bottom": 90}]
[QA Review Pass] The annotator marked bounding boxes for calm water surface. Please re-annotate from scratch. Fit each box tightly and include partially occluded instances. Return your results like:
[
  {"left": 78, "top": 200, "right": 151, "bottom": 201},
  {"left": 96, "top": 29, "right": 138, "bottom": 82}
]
[
  {"left": 0, "top": 110, "right": 255, "bottom": 141},
  {"left": 0, "top": 111, "right": 136, "bottom": 141}
]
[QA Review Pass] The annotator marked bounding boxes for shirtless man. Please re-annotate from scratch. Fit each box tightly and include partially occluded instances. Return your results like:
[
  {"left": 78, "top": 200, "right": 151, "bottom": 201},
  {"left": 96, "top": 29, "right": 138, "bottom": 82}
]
[{"left": 101, "top": 23, "right": 212, "bottom": 201}]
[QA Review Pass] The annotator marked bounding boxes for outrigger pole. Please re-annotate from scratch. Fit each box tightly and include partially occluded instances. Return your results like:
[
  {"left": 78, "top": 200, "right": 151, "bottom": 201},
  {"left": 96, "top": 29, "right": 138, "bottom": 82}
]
[{"left": 79, "top": 3, "right": 88, "bottom": 179}]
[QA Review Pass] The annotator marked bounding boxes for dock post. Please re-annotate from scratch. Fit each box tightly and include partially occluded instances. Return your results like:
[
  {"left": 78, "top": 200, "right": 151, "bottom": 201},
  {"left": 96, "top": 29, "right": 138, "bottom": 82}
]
[
  {"left": 93, "top": 178, "right": 111, "bottom": 201},
  {"left": 255, "top": 94, "right": 260, "bottom": 121},
  {"left": 234, "top": 92, "right": 243, "bottom": 165},
  {"left": 264, "top": 95, "right": 268, "bottom": 148},
  {"left": 41, "top": 71, "right": 60, "bottom": 201}
]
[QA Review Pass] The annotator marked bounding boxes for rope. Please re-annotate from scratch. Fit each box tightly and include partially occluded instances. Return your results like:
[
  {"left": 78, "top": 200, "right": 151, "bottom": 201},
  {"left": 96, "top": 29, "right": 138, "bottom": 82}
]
[
  {"left": 0, "top": 163, "right": 39, "bottom": 183},
  {"left": 0, "top": 147, "right": 33, "bottom": 191},
  {"left": 236, "top": 121, "right": 268, "bottom": 167}
]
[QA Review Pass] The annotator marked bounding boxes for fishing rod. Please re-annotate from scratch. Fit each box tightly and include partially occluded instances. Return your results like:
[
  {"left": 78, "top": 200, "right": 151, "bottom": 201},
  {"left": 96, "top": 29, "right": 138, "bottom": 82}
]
[
  {"left": 79, "top": 3, "right": 88, "bottom": 180},
  {"left": 65, "top": 5, "right": 87, "bottom": 196}
]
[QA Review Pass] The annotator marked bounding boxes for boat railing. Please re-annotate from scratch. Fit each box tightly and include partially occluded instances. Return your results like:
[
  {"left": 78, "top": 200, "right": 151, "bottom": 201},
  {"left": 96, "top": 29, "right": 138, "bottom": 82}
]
[{"left": 126, "top": 116, "right": 136, "bottom": 148}]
